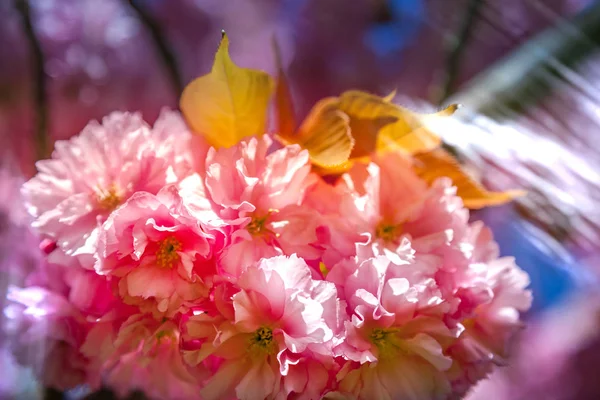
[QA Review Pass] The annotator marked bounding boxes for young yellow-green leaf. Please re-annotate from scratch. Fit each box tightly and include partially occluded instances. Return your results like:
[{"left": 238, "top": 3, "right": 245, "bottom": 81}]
[
  {"left": 180, "top": 33, "right": 275, "bottom": 148},
  {"left": 413, "top": 149, "right": 526, "bottom": 209},
  {"left": 277, "top": 97, "right": 353, "bottom": 168}
]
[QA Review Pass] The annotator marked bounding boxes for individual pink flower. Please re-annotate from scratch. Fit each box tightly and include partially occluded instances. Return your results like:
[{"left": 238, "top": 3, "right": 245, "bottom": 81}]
[
  {"left": 328, "top": 244, "right": 459, "bottom": 400},
  {"left": 447, "top": 222, "right": 532, "bottom": 394},
  {"left": 199, "top": 135, "right": 318, "bottom": 278},
  {"left": 95, "top": 185, "right": 215, "bottom": 317},
  {"left": 22, "top": 111, "right": 194, "bottom": 265},
  {"left": 4, "top": 286, "right": 90, "bottom": 390},
  {"left": 302, "top": 176, "right": 366, "bottom": 269},
  {"left": 82, "top": 313, "right": 204, "bottom": 400},
  {"left": 183, "top": 255, "right": 339, "bottom": 400},
  {"left": 338, "top": 152, "right": 469, "bottom": 260}
]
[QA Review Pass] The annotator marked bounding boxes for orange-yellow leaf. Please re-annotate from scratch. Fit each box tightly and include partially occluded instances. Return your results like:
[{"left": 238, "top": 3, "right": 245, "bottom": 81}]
[
  {"left": 336, "top": 90, "right": 399, "bottom": 158},
  {"left": 337, "top": 90, "right": 459, "bottom": 157},
  {"left": 376, "top": 103, "right": 459, "bottom": 155},
  {"left": 272, "top": 36, "right": 297, "bottom": 139},
  {"left": 413, "top": 149, "right": 525, "bottom": 209},
  {"left": 312, "top": 158, "right": 370, "bottom": 176},
  {"left": 180, "top": 33, "right": 275, "bottom": 148},
  {"left": 278, "top": 97, "right": 353, "bottom": 168}
]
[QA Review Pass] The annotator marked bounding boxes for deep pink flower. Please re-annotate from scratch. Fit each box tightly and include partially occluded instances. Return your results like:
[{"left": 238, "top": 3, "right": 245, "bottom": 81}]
[{"left": 96, "top": 185, "right": 215, "bottom": 317}]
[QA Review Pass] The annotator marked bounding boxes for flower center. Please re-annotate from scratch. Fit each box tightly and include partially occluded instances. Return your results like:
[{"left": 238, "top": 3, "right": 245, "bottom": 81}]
[
  {"left": 248, "top": 326, "right": 276, "bottom": 355},
  {"left": 97, "top": 186, "right": 121, "bottom": 211},
  {"left": 375, "top": 221, "right": 401, "bottom": 243},
  {"left": 246, "top": 215, "right": 268, "bottom": 236},
  {"left": 369, "top": 328, "right": 402, "bottom": 359},
  {"left": 246, "top": 209, "right": 279, "bottom": 238},
  {"left": 156, "top": 236, "right": 182, "bottom": 269}
]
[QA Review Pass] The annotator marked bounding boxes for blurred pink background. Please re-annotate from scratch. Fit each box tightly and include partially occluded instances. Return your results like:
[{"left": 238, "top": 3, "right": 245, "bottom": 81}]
[{"left": 2, "top": 0, "right": 600, "bottom": 398}]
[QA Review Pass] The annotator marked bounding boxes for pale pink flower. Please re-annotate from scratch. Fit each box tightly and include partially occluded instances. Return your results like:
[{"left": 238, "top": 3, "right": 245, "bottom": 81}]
[
  {"left": 82, "top": 313, "right": 204, "bottom": 400},
  {"left": 302, "top": 176, "right": 366, "bottom": 269},
  {"left": 4, "top": 286, "right": 89, "bottom": 390},
  {"left": 445, "top": 222, "right": 532, "bottom": 394},
  {"left": 96, "top": 185, "right": 215, "bottom": 317},
  {"left": 22, "top": 111, "right": 194, "bottom": 264},
  {"left": 183, "top": 255, "right": 338, "bottom": 400},
  {"left": 328, "top": 246, "right": 459, "bottom": 400},
  {"left": 339, "top": 152, "right": 469, "bottom": 259},
  {"left": 200, "top": 136, "right": 317, "bottom": 278}
]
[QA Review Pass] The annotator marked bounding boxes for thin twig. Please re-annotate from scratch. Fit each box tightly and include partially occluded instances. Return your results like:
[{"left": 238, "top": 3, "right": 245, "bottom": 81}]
[
  {"left": 14, "top": 0, "right": 49, "bottom": 161},
  {"left": 435, "top": 0, "right": 483, "bottom": 105},
  {"left": 126, "top": 0, "right": 183, "bottom": 95}
]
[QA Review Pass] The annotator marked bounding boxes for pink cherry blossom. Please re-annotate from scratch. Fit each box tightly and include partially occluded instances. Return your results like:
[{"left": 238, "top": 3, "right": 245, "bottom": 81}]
[
  {"left": 96, "top": 185, "right": 216, "bottom": 317},
  {"left": 22, "top": 110, "right": 194, "bottom": 265},
  {"left": 200, "top": 135, "right": 319, "bottom": 278},
  {"left": 4, "top": 100, "right": 534, "bottom": 398},
  {"left": 328, "top": 246, "right": 459, "bottom": 400},
  {"left": 447, "top": 222, "right": 532, "bottom": 394},
  {"left": 339, "top": 152, "right": 469, "bottom": 259},
  {"left": 82, "top": 313, "right": 205, "bottom": 400},
  {"left": 302, "top": 176, "right": 366, "bottom": 269},
  {"left": 183, "top": 255, "right": 338, "bottom": 400}
]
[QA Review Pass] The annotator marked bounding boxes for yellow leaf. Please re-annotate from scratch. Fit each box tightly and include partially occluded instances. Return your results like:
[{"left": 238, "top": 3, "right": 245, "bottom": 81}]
[
  {"left": 376, "top": 103, "right": 459, "bottom": 155},
  {"left": 413, "top": 149, "right": 525, "bottom": 209},
  {"left": 272, "top": 36, "right": 297, "bottom": 139},
  {"left": 337, "top": 90, "right": 399, "bottom": 158},
  {"left": 180, "top": 33, "right": 275, "bottom": 148},
  {"left": 336, "top": 90, "right": 459, "bottom": 157},
  {"left": 383, "top": 89, "right": 397, "bottom": 102},
  {"left": 312, "top": 158, "right": 369, "bottom": 176},
  {"left": 277, "top": 97, "right": 353, "bottom": 168}
]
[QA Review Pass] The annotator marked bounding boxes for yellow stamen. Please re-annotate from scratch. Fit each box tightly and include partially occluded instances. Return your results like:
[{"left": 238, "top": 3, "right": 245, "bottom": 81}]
[
  {"left": 246, "top": 209, "right": 279, "bottom": 237},
  {"left": 248, "top": 326, "right": 276, "bottom": 355},
  {"left": 369, "top": 328, "right": 403, "bottom": 360},
  {"left": 375, "top": 221, "right": 402, "bottom": 243},
  {"left": 246, "top": 215, "right": 268, "bottom": 236},
  {"left": 156, "top": 237, "right": 182, "bottom": 269},
  {"left": 97, "top": 186, "right": 121, "bottom": 211}
]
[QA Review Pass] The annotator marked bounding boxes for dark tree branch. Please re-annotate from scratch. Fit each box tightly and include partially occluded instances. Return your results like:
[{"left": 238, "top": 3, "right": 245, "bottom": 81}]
[
  {"left": 14, "top": 0, "right": 49, "bottom": 161},
  {"left": 435, "top": 0, "right": 484, "bottom": 105},
  {"left": 126, "top": 0, "right": 183, "bottom": 96},
  {"left": 43, "top": 388, "right": 64, "bottom": 400}
]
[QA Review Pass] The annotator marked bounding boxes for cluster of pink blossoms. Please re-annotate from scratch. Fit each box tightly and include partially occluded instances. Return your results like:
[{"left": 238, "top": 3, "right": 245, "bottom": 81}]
[{"left": 7, "top": 110, "right": 531, "bottom": 400}]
